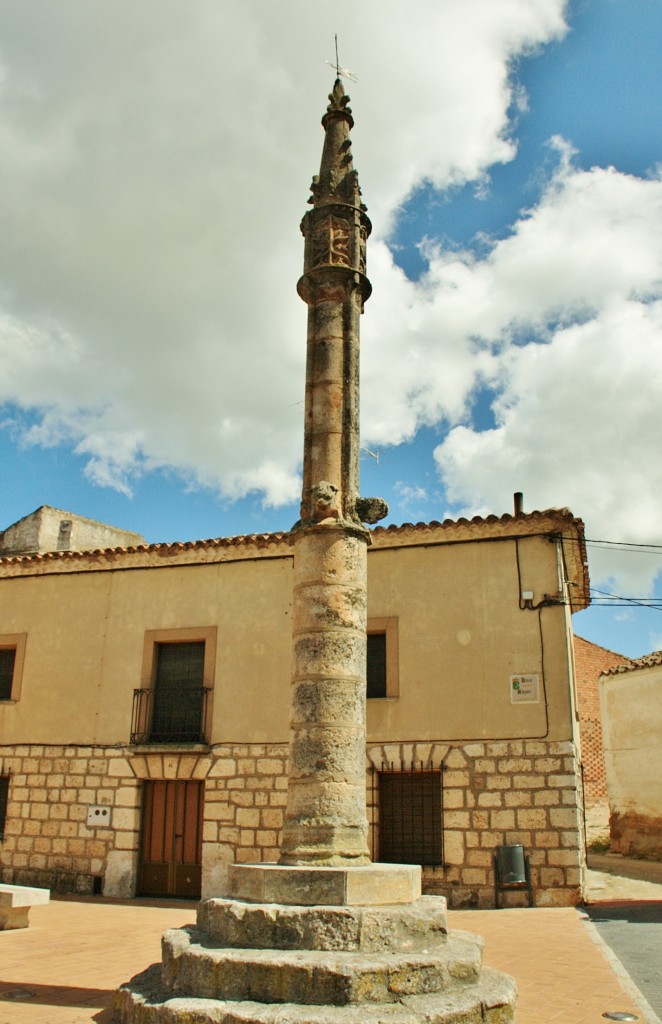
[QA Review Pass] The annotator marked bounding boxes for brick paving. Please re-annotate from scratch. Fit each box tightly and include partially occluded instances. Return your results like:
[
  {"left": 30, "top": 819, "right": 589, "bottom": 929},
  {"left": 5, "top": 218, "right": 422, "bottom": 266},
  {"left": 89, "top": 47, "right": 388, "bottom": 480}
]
[
  {"left": 0, "top": 897, "right": 197, "bottom": 1024},
  {"left": 0, "top": 893, "right": 654, "bottom": 1024}
]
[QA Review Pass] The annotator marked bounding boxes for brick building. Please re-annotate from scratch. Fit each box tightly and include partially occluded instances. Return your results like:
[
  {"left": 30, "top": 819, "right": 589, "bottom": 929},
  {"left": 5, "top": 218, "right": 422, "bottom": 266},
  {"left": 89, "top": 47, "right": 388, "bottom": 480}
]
[{"left": 573, "top": 636, "right": 632, "bottom": 800}]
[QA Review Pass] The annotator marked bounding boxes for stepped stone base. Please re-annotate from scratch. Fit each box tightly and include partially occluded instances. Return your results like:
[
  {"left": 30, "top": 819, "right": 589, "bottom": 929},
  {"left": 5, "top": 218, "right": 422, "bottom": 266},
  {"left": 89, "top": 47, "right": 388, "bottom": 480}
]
[
  {"left": 197, "top": 894, "right": 449, "bottom": 952},
  {"left": 114, "top": 865, "right": 516, "bottom": 1023},
  {"left": 116, "top": 964, "right": 516, "bottom": 1024}
]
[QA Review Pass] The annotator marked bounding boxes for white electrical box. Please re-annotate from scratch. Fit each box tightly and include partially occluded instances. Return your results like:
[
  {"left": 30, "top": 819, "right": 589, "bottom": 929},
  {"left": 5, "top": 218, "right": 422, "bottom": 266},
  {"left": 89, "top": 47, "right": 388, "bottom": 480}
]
[{"left": 86, "top": 805, "right": 111, "bottom": 827}]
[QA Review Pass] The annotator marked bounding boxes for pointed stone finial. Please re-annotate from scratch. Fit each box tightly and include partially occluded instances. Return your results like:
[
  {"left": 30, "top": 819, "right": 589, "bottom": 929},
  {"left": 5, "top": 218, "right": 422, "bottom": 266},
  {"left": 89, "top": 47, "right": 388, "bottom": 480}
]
[{"left": 325, "top": 78, "right": 353, "bottom": 120}]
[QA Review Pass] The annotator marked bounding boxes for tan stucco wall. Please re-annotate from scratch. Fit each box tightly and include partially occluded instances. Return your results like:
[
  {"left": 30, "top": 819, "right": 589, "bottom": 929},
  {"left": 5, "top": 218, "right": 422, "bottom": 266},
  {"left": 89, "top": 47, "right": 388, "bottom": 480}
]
[
  {"left": 0, "top": 556, "right": 294, "bottom": 745},
  {"left": 600, "top": 665, "right": 662, "bottom": 858},
  {"left": 0, "top": 531, "right": 573, "bottom": 747},
  {"left": 367, "top": 536, "right": 573, "bottom": 742}
]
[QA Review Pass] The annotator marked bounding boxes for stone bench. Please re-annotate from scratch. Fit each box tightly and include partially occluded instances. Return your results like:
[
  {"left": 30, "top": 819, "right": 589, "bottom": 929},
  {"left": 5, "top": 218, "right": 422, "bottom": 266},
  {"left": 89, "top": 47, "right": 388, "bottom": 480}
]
[{"left": 0, "top": 884, "right": 50, "bottom": 930}]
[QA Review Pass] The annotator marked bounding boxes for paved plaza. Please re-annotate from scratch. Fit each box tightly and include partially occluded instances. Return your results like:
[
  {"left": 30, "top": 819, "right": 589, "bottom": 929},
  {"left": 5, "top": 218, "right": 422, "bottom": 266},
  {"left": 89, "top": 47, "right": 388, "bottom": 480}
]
[{"left": 1, "top": 869, "right": 660, "bottom": 1024}]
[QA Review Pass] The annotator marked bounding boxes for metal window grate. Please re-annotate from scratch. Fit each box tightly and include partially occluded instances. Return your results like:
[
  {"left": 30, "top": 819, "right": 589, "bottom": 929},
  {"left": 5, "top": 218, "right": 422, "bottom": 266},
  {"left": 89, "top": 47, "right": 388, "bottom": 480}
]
[
  {"left": 373, "top": 763, "right": 444, "bottom": 867},
  {"left": 130, "top": 687, "right": 211, "bottom": 744}
]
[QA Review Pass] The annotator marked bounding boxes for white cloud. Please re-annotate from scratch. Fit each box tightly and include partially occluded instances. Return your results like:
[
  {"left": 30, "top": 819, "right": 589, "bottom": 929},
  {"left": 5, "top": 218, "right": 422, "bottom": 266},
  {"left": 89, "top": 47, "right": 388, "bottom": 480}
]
[
  {"left": 431, "top": 156, "right": 662, "bottom": 593},
  {"left": 2, "top": 2, "right": 661, "bottom": 603},
  {"left": 0, "top": 0, "right": 567, "bottom": 506}
]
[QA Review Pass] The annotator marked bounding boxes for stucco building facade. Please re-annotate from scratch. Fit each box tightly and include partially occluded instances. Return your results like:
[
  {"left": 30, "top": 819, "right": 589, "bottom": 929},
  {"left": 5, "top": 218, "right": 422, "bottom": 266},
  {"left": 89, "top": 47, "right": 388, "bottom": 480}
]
[
  {"left": 0, "top": 505, "right": 590, "bottom": 907},
  {"left": 600, "top": 651, "right": 662, "bottom": 860}
]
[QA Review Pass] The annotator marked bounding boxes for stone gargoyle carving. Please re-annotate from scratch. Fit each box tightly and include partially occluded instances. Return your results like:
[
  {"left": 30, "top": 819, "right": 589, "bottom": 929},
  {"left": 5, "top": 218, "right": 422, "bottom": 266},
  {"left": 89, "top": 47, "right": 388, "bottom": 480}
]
[
  {"left": 355, "top": 497, "right": 389, "bottom": 525},
  {"left": 310, "top": 481, "right": 341, "bottom": 522}
]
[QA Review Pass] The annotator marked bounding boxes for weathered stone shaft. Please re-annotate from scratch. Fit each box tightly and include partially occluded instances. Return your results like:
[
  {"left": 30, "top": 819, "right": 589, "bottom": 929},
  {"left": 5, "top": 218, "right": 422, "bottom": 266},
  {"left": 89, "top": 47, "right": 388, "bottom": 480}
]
[
  {"left": 280, "top": 526, "right": 370, "bottom": 864},
  {"left": 300, "top": 279, "right": 363, "bottom": 523},
  {"left": 280, "top": 80, "right": 373, "bottom": 866}
]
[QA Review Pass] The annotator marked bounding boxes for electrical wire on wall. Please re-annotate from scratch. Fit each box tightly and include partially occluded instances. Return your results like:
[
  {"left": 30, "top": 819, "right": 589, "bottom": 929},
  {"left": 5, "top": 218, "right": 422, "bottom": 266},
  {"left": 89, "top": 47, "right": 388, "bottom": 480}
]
[
  {"left": 561, "top": 531, "right": 662, "bottom": 610},
  {"left": 513, "top": 537, "right": 559, "bottom": 739}
]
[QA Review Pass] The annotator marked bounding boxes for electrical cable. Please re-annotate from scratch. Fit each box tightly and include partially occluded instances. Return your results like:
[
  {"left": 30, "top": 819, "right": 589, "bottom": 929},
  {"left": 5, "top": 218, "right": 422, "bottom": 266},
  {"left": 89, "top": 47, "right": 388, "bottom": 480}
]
[
  {"left": 561, "top": 532, "right": 662, "bottom": 554},
  {"left": 585, "top": 538, "right": 662, "bottom": 551},
  {"left": 559, "top": 532, "right": 662, "bottom": 610},
  {"left": 589, "top": 587, "right": 662, "bottom": 612}
]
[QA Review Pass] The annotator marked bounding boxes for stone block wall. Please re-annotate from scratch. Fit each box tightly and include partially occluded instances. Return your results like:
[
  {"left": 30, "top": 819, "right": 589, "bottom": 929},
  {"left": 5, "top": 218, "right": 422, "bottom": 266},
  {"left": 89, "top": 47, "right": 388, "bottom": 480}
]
[
  {"left": 367, "top": 739, "right": 584, "bottom": 908},
  {"left": 0, "top": 738, "right": 584, "bottom": 906},
  {"left": 0, "top": 746, "right": 140, "bottom": 894},
  {"left": 609, "top": 810, "right": 662, "bottom": 860},
  {"left": 201, "top": 745, "right": 289, "bottom": 896}
]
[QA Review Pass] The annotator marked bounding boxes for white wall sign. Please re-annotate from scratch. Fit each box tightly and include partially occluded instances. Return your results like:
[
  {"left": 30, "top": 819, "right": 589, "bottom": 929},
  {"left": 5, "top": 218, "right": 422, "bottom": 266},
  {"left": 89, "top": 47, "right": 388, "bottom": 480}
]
[{"left": 510, "top": 674, "right": 540, "bottom": 704}]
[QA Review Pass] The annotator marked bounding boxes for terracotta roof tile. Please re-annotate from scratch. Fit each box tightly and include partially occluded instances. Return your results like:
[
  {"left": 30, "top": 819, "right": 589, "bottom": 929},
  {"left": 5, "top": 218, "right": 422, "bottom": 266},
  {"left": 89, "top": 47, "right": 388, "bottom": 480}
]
[
  {"left": 602, "top": 650, "right": 662, "bottom": 675},
  {"left": 0, "top": 508, "right": 589, "bottom": 608}
]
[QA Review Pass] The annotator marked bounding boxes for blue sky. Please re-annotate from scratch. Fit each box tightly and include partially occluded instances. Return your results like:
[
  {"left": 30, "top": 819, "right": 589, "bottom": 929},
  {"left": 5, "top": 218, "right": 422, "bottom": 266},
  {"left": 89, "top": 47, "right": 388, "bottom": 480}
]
[{"left": 1, "top": 0, "right": 661, "bottom": 657}]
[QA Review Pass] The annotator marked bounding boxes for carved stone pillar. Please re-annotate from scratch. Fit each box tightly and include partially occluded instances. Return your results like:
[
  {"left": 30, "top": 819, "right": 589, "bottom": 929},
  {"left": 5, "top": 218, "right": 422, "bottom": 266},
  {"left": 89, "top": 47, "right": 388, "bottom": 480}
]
[{"left": 279, "top": 80, "right": 384, "bottom": 865}]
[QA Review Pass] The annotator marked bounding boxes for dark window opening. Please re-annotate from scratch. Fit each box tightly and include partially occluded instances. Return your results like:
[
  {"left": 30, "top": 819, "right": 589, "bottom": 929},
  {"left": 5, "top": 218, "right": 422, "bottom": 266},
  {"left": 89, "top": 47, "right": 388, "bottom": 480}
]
[
  {"left": 155, "top": 641, "right": 205, "bottom": 690},
  {"left": 367, "top": 632, "right": 387, "bottom": 698},
  {"left": 57, "top": 519, "right": 72, "bottom": 550},
  {"left": 0, "top": 776, "right": 9, "bottom": 840},
  {"left": 377, "top": 768, "right": 443, "bottom": 866},
  {"left": 151, "top": 641, "right": 206, "bottom": 743},
  {"left": 132, "top": 641, "right": 210, "bottom": 745},
  {"left": 0, "top": 648, "right": 16, "bottom": 701}
]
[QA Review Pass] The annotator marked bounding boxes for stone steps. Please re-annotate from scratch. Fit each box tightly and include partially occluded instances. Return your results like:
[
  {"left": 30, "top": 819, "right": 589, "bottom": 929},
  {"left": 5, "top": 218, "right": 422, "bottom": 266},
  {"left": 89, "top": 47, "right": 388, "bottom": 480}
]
[
  {"left": 161, "top": 927, "right": 483, "bottom": 1005},
  {"left": 114, "top": 875, "right": 516, "bottom": 1023},
  {"left": 197, "top": 895, "right": 449, "bottom": 952},
  {"left": 115, "top": 963, "right": 516, "bottom": 1024}
]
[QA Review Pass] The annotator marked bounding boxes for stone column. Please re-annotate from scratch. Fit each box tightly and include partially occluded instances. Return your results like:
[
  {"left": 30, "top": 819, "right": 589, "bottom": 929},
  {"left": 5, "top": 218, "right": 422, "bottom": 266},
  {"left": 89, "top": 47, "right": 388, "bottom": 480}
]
[
  {"left": 280, "top": 525, "right": 370, "bottom": 864},
  {"left": 115, "top": 78, "right": 518, "bottom": 1024},
  {"left": 279, "top": 80, "right": 381, "bottom": 865}
]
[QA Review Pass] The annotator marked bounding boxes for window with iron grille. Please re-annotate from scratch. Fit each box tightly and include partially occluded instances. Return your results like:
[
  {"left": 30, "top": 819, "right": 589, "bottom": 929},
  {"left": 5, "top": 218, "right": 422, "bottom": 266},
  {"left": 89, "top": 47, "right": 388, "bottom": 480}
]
[
  {"left": 131, "top": 628, "right": 216, "bottom": 745},
  {"left": 150, "top": 641, "right": 206, "bottom": 743},
  {"left": 0, "top": 648, "right": 16, "bottom": 701},
  {"left": 0, "top": 776, "right": 9, "bottom": 840},
  {"left": 376, "top": 766, "right": 444, "bottom": 866}
]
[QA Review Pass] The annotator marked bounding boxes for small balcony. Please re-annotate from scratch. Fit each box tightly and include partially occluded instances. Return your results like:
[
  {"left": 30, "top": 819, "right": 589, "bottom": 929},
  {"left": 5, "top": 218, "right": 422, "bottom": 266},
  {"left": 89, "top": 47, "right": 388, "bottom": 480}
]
[{"left": 130, "top": 686, "right": 212, "bottom": 745}]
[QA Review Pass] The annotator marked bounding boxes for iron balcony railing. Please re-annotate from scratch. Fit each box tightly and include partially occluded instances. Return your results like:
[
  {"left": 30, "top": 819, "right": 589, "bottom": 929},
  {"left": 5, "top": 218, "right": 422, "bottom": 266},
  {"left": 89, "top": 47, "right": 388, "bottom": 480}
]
[{"left": 130, "top": 687, "right": 211, "bottom": 745}]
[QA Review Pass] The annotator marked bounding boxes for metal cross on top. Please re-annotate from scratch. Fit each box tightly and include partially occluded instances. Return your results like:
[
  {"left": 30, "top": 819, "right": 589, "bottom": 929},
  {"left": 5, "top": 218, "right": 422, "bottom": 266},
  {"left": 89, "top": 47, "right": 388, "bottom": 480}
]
[{"left": 325, "top": 34, "right": 358, "bottom": 82}]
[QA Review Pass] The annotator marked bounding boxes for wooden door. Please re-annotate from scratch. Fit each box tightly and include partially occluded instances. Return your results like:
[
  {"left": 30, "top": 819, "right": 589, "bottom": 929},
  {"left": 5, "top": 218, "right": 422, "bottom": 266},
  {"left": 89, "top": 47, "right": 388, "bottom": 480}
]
[{"left": 138, "top": 780, "right": 204, "bottom": 898}]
